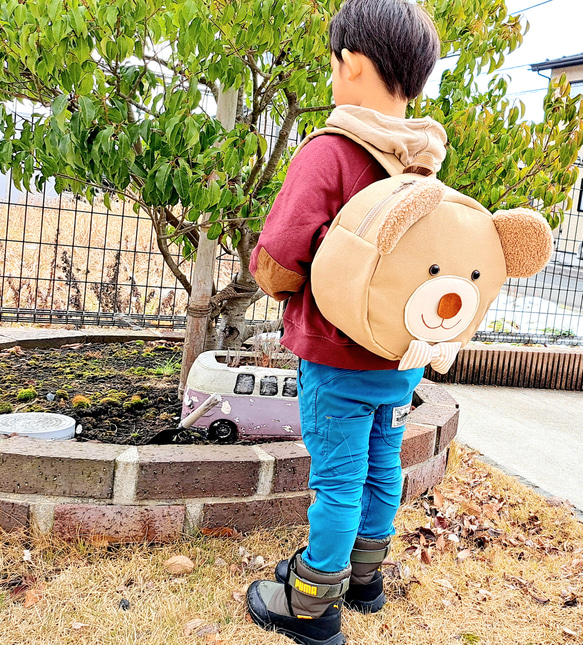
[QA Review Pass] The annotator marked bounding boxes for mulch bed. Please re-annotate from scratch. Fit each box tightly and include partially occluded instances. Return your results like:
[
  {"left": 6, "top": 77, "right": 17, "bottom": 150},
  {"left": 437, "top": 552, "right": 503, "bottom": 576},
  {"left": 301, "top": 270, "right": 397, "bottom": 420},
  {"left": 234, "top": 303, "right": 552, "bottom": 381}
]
[{"left": 0, "top": 341, "right": 183, "bottom": 445}]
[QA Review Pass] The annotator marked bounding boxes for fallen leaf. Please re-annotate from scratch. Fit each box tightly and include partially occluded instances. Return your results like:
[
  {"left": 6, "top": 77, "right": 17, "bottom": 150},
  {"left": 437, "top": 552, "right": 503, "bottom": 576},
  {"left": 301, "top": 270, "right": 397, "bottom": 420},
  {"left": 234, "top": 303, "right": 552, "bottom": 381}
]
[
  {"left": 205, "top": 635, "right": 226, "bottom": 643},
  {"left": 433, "top": 488, "right": 444, "bottom": 508},
  {"left": 23, "top": 588, "right": 43, "bottom": 608},
  {"left": 563, "top": 627, "right": 578, "bottom": 637},
  {"left": 436, "top": 578, "right": 454, "bottom": 590},
  {"left": 447, "top": 534, "right": 460, "bottom": 543},
  {"left": 436, "top": 535, "right": 447, "bottom": 551},
  {"left": 248, "top": 555, "right": 265, "bottom": 570},
  {"left": 202, "top": 527, "right": 243, "bottom": 540},
  {"left": 22, "top": 550, "right": 32, "bottom": 562},
  {"left": 215, "top": 557, "right": 227, "bottom": 567},
  {"left": 87, "top": 535, "right": 114, "bottom": 547},
  {"left": 528, "top": 590, "right": 550, "bottom": 605},
  {"left": 229, "top": 564, "right": 243, "bottom": 575},
  {"left": 183, "top": 619, "right": 206, "bottom": 637},
  {"left": 232, "top": 591, "right": 245, "bottom": 603},
  {"left": 457, "top": 549, "right": 472, "bottom": 561},
  {"left": 164, "top": 555, "right": 195, "bottom": 575},
  {"left": 72, "top": 622, "right": 89, "bottom": 630},
  {"left": 420, "top": 548, "right": 432, "bottom": 565},
  {"left": 195, "top": 623, "right": 220, "bottom": 637}
]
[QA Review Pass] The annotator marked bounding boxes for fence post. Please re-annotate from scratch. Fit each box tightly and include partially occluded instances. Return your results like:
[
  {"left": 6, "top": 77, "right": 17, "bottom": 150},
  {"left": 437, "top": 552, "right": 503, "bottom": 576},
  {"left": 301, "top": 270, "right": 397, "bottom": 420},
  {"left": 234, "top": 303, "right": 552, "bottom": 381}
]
[{"left": 178, "top": 86, "right": 239, "bottom": 397}]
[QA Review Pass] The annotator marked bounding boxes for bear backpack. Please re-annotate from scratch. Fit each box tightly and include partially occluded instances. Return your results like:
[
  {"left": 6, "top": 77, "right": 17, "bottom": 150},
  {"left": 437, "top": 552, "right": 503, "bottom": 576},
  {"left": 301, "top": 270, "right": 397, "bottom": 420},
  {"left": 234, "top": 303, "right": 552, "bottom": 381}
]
[{"left": 295, "top": 128, "right": 554, "bottom": 374}]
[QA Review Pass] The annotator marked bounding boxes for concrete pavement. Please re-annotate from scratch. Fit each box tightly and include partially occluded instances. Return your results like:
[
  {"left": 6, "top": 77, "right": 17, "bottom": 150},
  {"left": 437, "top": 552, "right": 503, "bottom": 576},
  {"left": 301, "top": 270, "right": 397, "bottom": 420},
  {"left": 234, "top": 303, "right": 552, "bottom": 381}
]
[{"left": 444, "top": 384, "right": 583, "bottom": 515}]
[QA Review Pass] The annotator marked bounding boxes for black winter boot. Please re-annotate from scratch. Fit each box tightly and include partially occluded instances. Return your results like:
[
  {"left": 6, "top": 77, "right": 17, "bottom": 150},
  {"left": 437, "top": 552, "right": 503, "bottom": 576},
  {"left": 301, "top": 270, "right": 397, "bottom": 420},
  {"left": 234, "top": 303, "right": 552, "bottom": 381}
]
[
  {"left": 247, "top": 549, "right": 351, "bottom": 645},
  {"left": 274, "top": 537, "right": 391, "bottom": 614}
]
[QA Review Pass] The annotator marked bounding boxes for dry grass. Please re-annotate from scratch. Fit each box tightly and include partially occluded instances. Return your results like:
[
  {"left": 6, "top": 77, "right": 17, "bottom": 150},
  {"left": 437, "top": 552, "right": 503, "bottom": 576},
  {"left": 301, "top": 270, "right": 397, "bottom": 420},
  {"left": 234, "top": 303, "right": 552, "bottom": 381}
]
[{"left": 1, "top": 443, "right": 581, "bottom": 645}]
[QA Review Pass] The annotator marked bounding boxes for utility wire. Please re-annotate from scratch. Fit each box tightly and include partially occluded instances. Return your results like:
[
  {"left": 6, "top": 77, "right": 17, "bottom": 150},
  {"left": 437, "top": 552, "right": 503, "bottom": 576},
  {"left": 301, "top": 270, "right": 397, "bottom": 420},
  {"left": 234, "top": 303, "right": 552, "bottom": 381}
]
[{"left": 514, "top": 0, "right": 554, "bottom": 13}]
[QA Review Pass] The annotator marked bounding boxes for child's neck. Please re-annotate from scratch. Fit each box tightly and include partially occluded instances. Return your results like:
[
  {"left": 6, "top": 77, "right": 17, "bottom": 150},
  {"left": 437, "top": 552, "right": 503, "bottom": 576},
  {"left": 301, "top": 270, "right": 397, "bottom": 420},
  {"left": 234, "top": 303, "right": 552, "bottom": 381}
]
[{"left": 356, "top": 97, "right": 407, "bottom": 118}]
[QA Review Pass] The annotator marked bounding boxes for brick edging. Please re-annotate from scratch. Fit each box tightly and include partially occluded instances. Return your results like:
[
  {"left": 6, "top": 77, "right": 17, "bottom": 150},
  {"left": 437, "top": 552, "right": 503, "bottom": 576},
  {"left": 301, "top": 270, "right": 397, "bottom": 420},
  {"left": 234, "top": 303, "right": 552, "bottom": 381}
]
[{"left": 0, "top": 379, "right": 457, "bottom": 541}]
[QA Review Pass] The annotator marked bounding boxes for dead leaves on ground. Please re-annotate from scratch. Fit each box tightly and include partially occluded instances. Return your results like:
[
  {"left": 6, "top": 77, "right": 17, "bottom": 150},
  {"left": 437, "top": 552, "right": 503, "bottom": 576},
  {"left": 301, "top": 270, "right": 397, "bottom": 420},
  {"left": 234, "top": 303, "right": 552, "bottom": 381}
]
[
  {"left": 0, "top": 575, "right": 44, "bottom": 608},
  {"left": 397, "top": 450, "right": 582, "bottom": 611}
]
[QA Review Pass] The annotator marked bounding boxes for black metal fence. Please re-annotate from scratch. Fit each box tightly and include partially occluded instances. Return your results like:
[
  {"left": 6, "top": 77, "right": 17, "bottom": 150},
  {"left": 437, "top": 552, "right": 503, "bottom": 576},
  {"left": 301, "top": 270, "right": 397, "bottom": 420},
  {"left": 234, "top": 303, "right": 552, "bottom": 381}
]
[
  {"left": 0, "top": 93, "right": 581, "bottom": 344},
  {"left": 475, "top": 162, "right": 583, "bottom": 346}
]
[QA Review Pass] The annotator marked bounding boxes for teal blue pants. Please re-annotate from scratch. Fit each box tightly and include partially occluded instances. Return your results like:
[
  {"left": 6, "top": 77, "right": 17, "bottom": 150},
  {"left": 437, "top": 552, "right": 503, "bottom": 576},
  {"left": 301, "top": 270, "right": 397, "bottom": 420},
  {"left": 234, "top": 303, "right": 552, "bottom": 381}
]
[{"left": 298, "top": 359, "right": 424, "bottom": 573}]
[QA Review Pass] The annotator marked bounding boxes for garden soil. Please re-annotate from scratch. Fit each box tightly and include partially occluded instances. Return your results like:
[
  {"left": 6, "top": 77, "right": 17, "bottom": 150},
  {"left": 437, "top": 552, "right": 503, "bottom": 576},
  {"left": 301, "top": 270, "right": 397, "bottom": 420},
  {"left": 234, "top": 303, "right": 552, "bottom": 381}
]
[{"left": 0, "top": 340, "right": 184, "bottom": 445}]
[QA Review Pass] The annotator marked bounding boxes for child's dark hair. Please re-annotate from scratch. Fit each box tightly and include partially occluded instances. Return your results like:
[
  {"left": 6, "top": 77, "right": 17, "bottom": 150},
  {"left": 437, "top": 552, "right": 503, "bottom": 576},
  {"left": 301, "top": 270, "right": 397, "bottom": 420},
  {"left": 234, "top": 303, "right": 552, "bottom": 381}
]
[{"left": 329, "top": 0, "right": 440, "bottom": 101}]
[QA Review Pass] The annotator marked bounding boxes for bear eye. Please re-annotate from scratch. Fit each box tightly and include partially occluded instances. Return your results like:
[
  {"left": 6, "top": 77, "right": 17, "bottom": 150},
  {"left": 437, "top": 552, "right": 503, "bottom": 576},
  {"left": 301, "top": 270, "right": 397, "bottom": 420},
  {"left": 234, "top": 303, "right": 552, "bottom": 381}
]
[
  {"left": 471, "top": 270, "right": 481, "bottom": 281},
  {"left": 429, "top": 265, "right": 440, "bottom": 276}
]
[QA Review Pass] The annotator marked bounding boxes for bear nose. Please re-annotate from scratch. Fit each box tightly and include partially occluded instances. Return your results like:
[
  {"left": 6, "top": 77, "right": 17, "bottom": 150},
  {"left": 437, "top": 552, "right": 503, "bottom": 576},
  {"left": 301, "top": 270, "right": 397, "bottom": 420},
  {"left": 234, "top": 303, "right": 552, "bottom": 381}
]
[{"left": 437, "top": 293, "right": 462, "bottom": 319}]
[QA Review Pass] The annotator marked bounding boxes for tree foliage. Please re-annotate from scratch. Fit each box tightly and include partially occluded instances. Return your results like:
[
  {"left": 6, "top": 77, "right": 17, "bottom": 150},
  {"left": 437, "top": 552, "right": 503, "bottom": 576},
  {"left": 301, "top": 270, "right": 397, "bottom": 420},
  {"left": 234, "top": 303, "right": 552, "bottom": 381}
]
[{"left": 0, "top": 0, "right": 581, "bottom": 343}]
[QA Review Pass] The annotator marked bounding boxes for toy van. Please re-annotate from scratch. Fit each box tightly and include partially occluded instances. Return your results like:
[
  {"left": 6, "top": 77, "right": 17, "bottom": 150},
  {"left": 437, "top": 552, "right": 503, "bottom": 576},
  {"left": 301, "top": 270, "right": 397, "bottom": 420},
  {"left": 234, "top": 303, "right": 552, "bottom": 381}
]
[{"left": 180, "top": 350, "right": 301, "bottom": 443}]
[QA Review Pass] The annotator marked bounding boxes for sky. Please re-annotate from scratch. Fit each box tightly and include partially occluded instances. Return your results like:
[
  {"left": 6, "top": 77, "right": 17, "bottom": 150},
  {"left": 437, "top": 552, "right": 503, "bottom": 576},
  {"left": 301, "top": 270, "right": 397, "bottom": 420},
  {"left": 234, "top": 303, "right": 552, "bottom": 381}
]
[{"left": 425, "top": 0, "right": 583, "bottom": 123}]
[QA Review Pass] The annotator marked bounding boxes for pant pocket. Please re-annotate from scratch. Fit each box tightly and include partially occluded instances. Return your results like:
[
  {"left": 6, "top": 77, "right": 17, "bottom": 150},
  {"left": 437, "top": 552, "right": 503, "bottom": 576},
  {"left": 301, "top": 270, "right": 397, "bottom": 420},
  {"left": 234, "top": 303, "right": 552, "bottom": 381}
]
[{"left": 323, "top": 415, "right": 372, "bottom": 478}]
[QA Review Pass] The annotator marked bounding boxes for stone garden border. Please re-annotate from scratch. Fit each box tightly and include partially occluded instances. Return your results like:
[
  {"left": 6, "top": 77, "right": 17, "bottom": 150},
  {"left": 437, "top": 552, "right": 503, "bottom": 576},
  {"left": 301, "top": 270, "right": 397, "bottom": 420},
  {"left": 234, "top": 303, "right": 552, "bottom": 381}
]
[{"left": 0, "top": 328, "right": 459, "bottom": 541}]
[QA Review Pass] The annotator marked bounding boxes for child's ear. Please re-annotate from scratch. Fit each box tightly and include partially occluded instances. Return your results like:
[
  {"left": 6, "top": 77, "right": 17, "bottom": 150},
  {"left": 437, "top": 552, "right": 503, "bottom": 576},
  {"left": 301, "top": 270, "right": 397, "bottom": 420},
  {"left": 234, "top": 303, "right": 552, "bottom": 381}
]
[
  {"left": 491, "top": 208, "right": 554, "bottom": 278},
  {"left": 341, "top": 49, "right": 363, "bottom": 82}
]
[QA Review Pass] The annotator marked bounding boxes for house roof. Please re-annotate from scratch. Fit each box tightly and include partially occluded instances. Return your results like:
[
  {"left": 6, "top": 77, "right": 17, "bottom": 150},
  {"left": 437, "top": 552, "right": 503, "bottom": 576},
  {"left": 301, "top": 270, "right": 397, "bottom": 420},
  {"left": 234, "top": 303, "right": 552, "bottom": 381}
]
[{"left": 530, "top": 53, "right": 583, "bottom": 72}]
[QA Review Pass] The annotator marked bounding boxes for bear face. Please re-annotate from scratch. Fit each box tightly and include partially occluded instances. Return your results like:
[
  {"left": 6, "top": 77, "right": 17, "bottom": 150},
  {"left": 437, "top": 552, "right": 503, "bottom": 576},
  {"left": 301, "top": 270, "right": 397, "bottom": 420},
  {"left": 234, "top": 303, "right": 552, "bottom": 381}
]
[{"left": 368, "top": 201, "right": 508, "bottom": 355}]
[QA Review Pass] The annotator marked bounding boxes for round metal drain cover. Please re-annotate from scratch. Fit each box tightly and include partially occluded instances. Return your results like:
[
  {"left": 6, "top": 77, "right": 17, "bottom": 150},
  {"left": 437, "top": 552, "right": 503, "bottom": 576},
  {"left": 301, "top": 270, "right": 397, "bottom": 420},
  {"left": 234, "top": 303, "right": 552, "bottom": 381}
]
[{"left": 0, "top": 412, "right": 76, "bottom": 441}]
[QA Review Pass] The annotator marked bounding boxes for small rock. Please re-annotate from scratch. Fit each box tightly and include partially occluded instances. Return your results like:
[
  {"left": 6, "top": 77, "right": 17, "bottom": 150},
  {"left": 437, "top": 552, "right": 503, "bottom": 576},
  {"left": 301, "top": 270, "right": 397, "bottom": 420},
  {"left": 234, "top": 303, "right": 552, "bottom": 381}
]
[
  {"left": 164, "top": 555, "right": 195, "bottom": 575},
  {"left": 46, "top": 393, "right": 55, "bottom": 401},
  {"left": 119, "top": 598, "right": 130, "bottom": 611}
]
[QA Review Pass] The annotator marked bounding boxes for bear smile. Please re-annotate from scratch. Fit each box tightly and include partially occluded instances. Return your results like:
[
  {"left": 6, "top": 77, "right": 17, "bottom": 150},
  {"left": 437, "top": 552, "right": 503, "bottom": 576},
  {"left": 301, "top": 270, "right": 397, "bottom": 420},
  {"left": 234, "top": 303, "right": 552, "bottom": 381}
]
[{"left": 421, "top": 315, "right": 461, "bottom": 331}]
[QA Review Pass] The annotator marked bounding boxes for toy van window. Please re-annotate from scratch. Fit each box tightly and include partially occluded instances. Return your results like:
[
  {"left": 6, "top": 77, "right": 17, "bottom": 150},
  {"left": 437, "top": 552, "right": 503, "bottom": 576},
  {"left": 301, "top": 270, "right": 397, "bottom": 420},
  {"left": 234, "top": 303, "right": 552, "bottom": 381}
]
[
  {"left": 234, "top": 373, "right": 255, "bottom": 395},
  {"left": 282, "top": 377, "right": 297, "bottom": 398},
  {"left": 260, "top": 375, "right": 278, "bottom": 396}
]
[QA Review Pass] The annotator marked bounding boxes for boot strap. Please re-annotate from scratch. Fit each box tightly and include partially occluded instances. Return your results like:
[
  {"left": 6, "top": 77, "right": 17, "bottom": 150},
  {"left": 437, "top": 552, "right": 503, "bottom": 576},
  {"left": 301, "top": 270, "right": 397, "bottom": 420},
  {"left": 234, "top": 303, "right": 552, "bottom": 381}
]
[
  {"left": 288, "top": 569, "right": 350, "bottom": 599},
  {"left": 351, "top": 544, "right": 391, "bottom": 564}
]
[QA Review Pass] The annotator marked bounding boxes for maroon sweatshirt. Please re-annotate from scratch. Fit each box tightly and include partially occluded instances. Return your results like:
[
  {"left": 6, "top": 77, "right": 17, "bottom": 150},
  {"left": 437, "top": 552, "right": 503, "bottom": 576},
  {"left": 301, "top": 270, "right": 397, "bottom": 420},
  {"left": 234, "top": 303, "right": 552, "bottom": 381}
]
[{"left": 249, "top": 134, "right": 399, "bottom": 370}]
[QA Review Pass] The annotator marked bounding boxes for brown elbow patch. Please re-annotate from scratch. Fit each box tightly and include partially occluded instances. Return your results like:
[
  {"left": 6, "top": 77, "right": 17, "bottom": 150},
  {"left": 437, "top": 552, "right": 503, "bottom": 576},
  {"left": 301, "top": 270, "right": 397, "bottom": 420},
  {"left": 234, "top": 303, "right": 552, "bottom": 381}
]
[{"left": 255, "top": 247, "right": 306, "bottom": 301}]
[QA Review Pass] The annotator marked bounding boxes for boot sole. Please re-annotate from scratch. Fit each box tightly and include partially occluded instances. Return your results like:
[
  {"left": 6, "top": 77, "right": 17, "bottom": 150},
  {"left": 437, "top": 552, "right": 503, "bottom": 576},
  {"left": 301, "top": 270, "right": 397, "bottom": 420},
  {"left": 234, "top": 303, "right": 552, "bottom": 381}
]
[
  {"left": 247, "top": 582, "right": 346, "bottom": 645},
  {"left": 346, "top": 592, "right": 386, "bottom": 614},
  {"left": 248, "top": 602, "right": 346, "bottom": 645}
]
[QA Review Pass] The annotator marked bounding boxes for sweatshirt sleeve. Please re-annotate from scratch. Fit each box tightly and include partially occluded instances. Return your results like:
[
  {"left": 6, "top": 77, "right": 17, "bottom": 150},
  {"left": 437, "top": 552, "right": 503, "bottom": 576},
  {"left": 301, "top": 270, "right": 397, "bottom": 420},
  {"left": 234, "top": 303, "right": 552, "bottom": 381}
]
[{"left": 249, "top": 135, "right": 350, "bottom": 301}]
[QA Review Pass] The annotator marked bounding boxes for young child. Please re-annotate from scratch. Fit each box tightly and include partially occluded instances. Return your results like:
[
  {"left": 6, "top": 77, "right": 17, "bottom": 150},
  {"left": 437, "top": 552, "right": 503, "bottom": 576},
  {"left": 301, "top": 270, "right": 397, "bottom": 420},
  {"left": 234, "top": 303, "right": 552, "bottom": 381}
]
[{"left": 247, "top": 1, "right": 446, "bottom": 643}]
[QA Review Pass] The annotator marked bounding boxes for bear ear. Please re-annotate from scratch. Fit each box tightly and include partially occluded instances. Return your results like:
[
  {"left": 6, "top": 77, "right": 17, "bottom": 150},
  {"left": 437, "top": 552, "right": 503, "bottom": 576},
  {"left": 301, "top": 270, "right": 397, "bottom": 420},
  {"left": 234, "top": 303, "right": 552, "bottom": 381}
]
[
  {"left": 491, "top": 208, "right": 554, "bottom": 278},
  {"left": 376, "top": 179, "right": 446, "bottom": 255}
]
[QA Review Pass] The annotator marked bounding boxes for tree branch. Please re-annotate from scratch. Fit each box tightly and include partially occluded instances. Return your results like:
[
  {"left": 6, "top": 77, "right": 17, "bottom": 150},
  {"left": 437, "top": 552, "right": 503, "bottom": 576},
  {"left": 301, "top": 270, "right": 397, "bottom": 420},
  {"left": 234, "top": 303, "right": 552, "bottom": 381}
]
[
  {"left": 152, "top": 207, "right": 192, "bottom": 294},
  {"left": 252, "top": 90, "right": 300, "bottom": 197}
]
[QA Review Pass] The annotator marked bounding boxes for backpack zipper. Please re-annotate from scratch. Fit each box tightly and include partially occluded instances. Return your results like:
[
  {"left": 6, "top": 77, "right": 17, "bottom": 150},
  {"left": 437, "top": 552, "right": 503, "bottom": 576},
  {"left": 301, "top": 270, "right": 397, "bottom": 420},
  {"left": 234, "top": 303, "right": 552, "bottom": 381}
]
[{"left": 355, "top": 180, "right": 418, "bottom": 238}]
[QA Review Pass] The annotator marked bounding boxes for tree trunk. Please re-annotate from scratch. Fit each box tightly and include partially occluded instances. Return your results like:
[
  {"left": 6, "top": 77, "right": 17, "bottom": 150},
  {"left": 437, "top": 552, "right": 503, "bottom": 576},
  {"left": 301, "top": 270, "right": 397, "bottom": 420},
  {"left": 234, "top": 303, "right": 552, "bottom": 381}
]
[
  {"left": 178, "top": 86, "right": 239, "bottom": 396},
  {"left": 214, "top": 226, "right": 262, "bottom": 349}
]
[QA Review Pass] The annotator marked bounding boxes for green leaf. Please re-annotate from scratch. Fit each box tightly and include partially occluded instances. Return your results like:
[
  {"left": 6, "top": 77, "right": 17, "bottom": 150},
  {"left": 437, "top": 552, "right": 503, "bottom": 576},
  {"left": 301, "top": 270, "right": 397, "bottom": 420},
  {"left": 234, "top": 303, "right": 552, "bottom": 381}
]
[
  {"left": 78, "top": 96, "right": 95, "bottom": 127},
  {"left": 207, "top": 222, "right": 222, "bottom": 239},
  {"left": 103, "top": 192, "right": 112, "bottom": 210},
  {"left": 51, "top": 94, "right": 69, "bottom": 118},
  {"left": 155, "top": 162, "right": 172, "bottom": 193},
  {"left": 173, "top": 165, "right": 191, "bottom": 203}
]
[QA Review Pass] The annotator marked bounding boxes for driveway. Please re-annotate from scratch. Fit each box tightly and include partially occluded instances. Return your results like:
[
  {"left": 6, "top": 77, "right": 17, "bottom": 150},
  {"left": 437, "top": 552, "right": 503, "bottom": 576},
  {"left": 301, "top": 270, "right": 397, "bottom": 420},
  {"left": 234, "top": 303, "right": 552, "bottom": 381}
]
[{"left": 444, "top": 384, "right": 583, "bottom": 514}]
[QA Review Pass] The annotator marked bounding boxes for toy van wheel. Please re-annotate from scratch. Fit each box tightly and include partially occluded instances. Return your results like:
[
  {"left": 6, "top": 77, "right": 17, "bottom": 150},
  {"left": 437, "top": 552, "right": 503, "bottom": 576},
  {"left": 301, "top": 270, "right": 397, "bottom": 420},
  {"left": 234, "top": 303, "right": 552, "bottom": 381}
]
[{"left": 208, "top": 419, "right": 237, "bottom": 443}]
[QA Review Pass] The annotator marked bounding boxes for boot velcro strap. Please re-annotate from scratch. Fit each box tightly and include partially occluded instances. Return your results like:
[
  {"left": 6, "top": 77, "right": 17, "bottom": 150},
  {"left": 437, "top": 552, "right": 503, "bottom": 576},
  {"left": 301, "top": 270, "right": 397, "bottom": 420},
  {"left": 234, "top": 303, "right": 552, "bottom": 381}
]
[
  {"left": 351, "top": 544, "right": 390, "bottom": 564},
  {"left": 288, "top": 570, "right": 350, "bottom": 599}
]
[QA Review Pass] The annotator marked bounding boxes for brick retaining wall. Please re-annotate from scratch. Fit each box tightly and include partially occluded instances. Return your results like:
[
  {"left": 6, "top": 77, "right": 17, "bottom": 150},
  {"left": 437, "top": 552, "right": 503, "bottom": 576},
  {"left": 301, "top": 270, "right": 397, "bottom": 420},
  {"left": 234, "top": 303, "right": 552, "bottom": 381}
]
[{"left": 0, "top": 381, "right": 457, "bottom": 542}]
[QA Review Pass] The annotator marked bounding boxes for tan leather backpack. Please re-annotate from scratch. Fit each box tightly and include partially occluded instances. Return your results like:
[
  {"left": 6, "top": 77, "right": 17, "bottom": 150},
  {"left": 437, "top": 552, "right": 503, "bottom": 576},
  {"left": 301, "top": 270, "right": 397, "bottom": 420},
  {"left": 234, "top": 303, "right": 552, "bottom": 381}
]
[{"left": 295, "top": 129, "right": 554, "bottom": 373}]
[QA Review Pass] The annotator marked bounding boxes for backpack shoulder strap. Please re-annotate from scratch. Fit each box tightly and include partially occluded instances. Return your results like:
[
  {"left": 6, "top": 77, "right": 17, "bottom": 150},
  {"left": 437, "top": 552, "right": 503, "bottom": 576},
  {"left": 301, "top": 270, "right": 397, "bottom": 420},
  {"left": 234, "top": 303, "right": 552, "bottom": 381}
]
[{"left": 292, "top": 127, "right": 406, "bottom": 177}]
